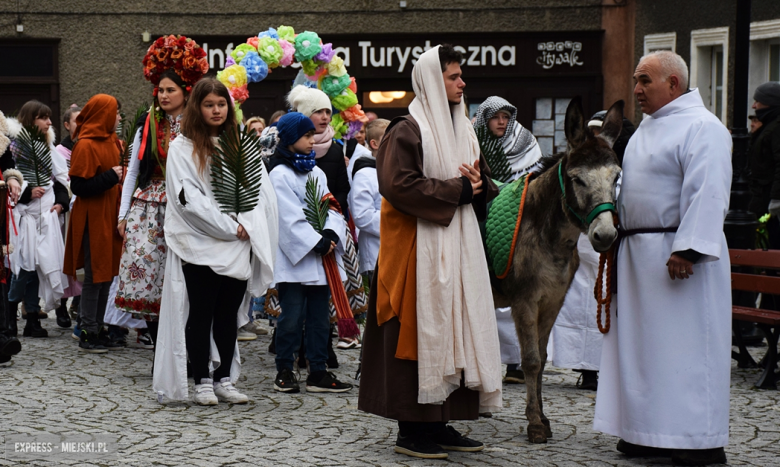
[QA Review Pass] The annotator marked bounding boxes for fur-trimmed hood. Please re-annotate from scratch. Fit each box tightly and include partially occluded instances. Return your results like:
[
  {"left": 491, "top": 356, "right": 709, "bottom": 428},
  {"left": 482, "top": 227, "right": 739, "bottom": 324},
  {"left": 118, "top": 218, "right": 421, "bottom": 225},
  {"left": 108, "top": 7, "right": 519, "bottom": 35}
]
[{"left": 1, "top": 113, "right": 57, "bottom": 151}]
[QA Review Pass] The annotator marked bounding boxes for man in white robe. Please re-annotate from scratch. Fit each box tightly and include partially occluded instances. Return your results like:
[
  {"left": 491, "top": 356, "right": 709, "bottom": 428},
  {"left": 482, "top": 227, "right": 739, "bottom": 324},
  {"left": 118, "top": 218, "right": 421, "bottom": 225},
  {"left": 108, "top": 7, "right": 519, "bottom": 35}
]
[{"left": 593, "top": 50, "right": 732, "bottom": 466}]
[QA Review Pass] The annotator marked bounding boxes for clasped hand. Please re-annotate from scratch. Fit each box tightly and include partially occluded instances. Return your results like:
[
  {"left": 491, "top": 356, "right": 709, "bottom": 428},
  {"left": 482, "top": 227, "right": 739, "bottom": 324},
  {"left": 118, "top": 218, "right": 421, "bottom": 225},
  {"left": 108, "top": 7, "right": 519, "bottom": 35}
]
[{"left": 459, "top": 159, "right": 483, "bottom": 197}]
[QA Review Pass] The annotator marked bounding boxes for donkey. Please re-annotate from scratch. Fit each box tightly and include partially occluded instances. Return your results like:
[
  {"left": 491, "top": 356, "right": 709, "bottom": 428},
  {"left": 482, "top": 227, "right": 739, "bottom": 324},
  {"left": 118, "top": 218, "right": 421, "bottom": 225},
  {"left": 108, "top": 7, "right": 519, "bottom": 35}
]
[{"left": 492, "top": 97, "right": 624, "bottom": 444}]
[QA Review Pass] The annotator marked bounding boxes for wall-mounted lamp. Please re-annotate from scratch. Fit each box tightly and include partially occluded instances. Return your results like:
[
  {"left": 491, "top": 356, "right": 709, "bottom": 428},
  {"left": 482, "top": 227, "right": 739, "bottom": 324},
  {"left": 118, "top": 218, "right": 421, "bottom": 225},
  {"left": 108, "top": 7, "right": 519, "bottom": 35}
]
[
  {"left": 399, "top": 1, "right": 407, "bottom": 8},
  {"left": 16, "top": 22, "right": 23, "bottom": 33},
  {"left": 142, "top": 31, "right": 151, "bottom": 42}
]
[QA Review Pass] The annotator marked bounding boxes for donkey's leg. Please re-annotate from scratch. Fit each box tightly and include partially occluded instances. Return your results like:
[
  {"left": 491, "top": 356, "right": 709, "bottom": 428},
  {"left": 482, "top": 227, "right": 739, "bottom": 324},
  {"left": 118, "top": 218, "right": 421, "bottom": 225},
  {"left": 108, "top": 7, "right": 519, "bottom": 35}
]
[
  {"left": 514, "top": 300, "right": 547, "bottom": 444},
  {"left": 536, "top": 309, "right": 559, "bottom": 439}
]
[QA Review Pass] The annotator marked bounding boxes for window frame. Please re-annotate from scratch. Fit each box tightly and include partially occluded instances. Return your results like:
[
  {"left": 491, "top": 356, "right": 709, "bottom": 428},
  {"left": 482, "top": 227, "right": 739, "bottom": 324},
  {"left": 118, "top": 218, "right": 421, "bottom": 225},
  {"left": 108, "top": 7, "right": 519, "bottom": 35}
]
[
  {"left": 643, "top": 32, "right": 677, "bottom": 56},
  {"left": 690, "top": 27, "right": 729, "bottom": 124}
]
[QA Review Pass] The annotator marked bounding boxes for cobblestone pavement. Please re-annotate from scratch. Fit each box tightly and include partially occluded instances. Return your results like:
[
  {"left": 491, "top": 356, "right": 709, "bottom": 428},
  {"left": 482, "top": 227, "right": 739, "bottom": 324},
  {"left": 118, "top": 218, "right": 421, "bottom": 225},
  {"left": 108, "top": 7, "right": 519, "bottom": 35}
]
[{"left": 1, "top": 317, "right": 779, "bottom": 466}]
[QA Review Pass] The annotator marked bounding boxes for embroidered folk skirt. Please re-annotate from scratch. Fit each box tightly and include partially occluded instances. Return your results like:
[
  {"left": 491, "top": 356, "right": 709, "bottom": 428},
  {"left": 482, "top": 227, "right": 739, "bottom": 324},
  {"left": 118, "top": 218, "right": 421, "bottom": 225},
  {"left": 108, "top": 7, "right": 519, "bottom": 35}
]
[{"left": 115, "top": 180, "right": 167, "bottom": 322}]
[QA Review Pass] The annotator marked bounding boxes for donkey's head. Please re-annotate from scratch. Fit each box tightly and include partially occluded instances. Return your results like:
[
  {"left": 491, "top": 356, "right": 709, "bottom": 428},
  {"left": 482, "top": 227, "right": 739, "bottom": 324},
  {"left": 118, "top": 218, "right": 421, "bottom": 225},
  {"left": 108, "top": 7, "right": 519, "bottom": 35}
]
[{"left": 559, "top": 97, "right": 624, "bottom": 252}]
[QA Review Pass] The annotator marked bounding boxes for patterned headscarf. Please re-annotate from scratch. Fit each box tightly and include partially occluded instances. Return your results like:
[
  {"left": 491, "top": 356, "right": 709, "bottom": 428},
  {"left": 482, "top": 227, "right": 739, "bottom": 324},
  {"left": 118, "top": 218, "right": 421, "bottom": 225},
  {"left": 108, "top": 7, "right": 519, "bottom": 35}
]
[{"left": 474, "top": 96, "right": 542, "bottom": 170}]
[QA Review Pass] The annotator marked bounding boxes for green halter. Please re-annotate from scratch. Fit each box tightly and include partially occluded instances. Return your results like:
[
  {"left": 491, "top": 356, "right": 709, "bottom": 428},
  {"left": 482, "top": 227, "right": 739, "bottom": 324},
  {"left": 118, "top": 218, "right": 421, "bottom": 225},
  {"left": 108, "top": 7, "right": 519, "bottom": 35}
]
[{"left": 558, "top": 163, "right": 616, "bottom": 227}]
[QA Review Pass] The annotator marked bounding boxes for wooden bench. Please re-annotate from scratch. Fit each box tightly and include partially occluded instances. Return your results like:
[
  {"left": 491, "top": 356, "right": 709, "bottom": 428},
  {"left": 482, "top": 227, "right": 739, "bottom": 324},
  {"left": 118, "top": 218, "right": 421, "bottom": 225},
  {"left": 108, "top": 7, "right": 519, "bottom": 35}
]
[{"left": 730, "top": 249, "right": 780, "bottom": 389}]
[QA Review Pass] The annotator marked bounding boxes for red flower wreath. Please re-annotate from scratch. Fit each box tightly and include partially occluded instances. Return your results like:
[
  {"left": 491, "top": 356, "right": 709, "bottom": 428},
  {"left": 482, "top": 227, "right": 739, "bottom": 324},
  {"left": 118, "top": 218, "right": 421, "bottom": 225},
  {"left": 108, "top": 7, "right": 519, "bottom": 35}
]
[{"left": 142, "top": 35, "right": 209, "bottom": 86}]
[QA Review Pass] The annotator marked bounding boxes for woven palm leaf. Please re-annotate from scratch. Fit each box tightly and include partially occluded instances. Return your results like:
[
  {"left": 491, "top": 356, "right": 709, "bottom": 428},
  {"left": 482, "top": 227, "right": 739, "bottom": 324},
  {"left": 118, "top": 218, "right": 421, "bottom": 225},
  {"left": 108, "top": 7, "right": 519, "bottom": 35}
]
[
  {"left": 210, "top": 125, "right": 264, "bottom": 214},
  {"left": 303, "top": 175, "right": 330, "bottom": 232},
  {"left": 476, "top": 125, "right": 512, "bottom": 183},
  {"left": 119, "top": 104, "right": 148, "bottom": 168},
  {"left": 15, "top": 126, "right": 53, "bottom": 187}
]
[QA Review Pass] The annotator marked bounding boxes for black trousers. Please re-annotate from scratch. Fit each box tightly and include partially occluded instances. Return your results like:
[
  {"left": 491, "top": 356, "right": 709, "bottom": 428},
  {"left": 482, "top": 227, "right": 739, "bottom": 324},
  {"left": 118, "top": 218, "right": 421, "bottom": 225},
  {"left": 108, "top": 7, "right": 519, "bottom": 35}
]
[
  {"left": 182, "top": 263, "right": 247, "bottom": 385},
  {"left": 80, "top": 226, "right": 111, "bottom": 335}
]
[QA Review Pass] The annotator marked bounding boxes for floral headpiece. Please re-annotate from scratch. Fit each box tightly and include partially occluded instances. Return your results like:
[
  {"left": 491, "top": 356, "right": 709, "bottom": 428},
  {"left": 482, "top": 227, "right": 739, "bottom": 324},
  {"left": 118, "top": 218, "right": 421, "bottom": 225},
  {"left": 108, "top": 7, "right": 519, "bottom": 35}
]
[
  {"left": 217, "top": 26, "right": 368, "bottom": 139},
  {"left": 143, "top": 35, "right": 209, "bottom": 87}
]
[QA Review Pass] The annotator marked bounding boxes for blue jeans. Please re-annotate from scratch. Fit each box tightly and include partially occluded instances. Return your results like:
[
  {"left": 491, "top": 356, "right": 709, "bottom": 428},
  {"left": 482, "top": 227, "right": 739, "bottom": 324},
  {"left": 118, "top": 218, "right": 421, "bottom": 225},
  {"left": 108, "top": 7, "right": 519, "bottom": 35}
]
[
  {"left": 275, "top": 283, "right": 330, "bottom": 373},
  {"left": 8, "top": 269, "right": 41, "bottom": 313}
]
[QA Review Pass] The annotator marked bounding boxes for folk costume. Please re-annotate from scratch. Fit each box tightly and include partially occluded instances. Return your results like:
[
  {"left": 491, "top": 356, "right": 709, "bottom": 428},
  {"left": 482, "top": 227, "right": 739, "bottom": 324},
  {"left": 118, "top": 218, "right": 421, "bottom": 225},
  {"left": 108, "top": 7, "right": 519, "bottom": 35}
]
[
  {"left": 111, "top": 37, "right": 208, "bottom": 336},
  {"left": 6, "top": 116, "right": 70, "bottom": 325},
  {"left": 358, "top": 47, "right": 502, "bottom": 429},
  {"left": 593, "top": 88, "right": 733, "bottom": 450},
  {"left": 473, "top": 97, "right": 543, "bottom": 374},
  {"left": 64, "top": 94, "right": 123, "bottom": 343},
  {"left": 153, "top": 134, "right": 278, "bottom": 402}
]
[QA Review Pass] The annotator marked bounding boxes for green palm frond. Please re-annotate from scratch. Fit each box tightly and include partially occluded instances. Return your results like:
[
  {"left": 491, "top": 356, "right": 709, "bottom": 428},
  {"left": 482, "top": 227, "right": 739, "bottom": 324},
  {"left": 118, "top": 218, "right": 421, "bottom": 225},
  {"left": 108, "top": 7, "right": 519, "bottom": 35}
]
[
  {"left": 15, "top": 125, "right": 53, "bottom": 187},
  {"left": 476, "top": 125, "right": 512, "bottom": 183},
  {"left": 119, "top": 104, "right": 148, "bottom": 167},
  {"left": 303, "top": 175, "right": 329, "bottom": 233},
  {"left": 210, "top": 125, "right": 264, "bottom": 214}
]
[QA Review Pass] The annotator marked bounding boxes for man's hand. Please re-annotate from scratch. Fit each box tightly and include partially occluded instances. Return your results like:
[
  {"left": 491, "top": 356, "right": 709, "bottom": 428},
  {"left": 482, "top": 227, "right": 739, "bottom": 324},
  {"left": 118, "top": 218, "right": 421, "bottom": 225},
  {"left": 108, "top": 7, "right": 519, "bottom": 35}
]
[
  {"left": 459, "top": 158, "right": 483, "bottom": 197},
  {"left": 7, "top": 178, "right": 20, "bottom": 203},
  {"left": 666, "top": 253, "right": 694, "bottom": 280},
  {"left": 327, "top": 241, "right": 336, "bottom": 255},
  {"left": 237, "top": 224, "right": 250, "bottom": 241},
  {"left": 31, "top": 187, "right": 45, "bottom": 199},
  {"left": 117, "top": 220, "right": 127, "bottom": 240},
  {"left": 50, "top": 204, "right": 63, "bottom": 215}
]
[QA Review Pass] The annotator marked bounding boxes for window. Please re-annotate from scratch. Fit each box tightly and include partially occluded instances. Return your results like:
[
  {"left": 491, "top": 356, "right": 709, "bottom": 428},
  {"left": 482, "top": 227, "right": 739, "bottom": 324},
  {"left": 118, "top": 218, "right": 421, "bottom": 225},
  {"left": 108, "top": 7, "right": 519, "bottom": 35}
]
[
  {"left": 533, "top": 97, "right": 570, "bottom": 155},
  {"left": 643, "top": 32, "right": 676, "bottom": 56},
  {"left": 690, "top": 27, "right": 729, "bottom": 124},
  {"left": 749, "top": 19, "right": 780, "bottom": 124}
]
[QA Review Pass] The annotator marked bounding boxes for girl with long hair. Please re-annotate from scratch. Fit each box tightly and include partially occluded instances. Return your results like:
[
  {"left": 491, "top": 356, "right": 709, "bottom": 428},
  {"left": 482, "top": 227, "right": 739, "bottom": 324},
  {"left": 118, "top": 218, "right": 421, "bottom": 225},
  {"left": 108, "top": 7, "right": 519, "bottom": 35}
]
[{"left": 153, "top": 79, "right": 278, "bottom": 405}]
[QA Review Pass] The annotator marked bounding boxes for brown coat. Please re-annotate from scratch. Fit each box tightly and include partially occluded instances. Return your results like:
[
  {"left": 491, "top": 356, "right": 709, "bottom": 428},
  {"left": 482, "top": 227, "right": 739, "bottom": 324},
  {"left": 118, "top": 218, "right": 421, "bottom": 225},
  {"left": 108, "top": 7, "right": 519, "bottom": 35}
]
[
  {"left": 358, "top": 116, "right": 498, "bottom": 422},
  {"left": 63, "top": 94, "right": 122, "bottom": 283}
]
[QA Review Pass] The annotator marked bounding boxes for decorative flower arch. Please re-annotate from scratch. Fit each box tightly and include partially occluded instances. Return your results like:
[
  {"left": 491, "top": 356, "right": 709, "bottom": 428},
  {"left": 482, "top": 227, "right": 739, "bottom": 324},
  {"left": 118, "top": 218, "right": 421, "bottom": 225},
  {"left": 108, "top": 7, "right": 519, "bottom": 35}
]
[{"left": 217, "top": 26, "right": 367, "bottom": 140}]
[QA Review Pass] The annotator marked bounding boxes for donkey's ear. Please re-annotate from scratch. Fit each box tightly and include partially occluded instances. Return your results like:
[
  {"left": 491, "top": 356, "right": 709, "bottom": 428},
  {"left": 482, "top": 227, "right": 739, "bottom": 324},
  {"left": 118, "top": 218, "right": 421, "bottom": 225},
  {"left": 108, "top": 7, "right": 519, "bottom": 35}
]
[
  {"left": 597, "top": 100, "right": 625, "bottom": 149},
  {"left": 564, "top": 96, "right": 587, "bottom": 149}
]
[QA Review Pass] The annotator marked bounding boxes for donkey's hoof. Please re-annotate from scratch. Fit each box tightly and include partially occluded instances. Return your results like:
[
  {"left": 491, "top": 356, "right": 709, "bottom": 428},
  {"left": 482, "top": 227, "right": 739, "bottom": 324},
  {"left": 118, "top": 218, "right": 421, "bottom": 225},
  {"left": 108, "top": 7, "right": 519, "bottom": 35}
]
[
  {"left": 541, "top": 419, "right": 553, "bottom": 438},
  {"left": 527, "top": 424, "right": 548, "bottom": 444}
]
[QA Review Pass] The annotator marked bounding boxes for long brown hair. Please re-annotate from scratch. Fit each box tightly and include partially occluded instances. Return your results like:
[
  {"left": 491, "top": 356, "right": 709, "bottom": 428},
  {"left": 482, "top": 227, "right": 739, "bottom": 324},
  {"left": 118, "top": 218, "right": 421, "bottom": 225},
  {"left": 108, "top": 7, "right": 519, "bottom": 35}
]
[
  {"left": 180, "top": 78, "right": 237, "bottom": 174},
  {"left": 18, "top": 100, "right": 52, "bottom": 128}
]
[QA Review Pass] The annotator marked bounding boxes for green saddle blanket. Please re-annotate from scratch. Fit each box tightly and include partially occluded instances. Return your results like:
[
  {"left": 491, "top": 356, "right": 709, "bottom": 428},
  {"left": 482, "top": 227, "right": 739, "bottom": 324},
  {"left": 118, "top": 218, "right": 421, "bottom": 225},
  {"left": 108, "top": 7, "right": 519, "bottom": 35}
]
[{"left": 484, "top": 174, "right": 530, "bottom": 279}]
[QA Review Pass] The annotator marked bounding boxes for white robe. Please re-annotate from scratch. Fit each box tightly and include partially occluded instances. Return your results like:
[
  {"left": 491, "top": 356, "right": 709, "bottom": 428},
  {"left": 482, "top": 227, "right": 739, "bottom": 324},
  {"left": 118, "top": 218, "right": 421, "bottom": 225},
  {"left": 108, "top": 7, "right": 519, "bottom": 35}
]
[
  {"left": 269, "top": 164, "right": 346, "bottom": 286},
  {"left": 153, "top": 136, "right": 278, "bottom": 402},
  {"left": 593, "top": 89, "right": 732, "bottom": 449},
  {"left": 551, "top": 234, "right": 604, "bottom": 371},
  {"left": 349, "top": 165, "right": 380, "bottom": 273}
]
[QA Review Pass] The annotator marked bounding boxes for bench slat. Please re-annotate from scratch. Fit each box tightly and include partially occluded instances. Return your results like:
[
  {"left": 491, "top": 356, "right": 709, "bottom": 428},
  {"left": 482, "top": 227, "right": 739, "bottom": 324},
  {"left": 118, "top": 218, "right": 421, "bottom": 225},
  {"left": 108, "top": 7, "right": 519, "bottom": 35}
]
[
  {"left": 732, "top": 273, "right": 780, "bottom": 295},
  {"left": 732, "top": 306, "right": 780, "bottom": 325},
  {"left": 729, "top": 249, "right": 780, "bottom": 268}
]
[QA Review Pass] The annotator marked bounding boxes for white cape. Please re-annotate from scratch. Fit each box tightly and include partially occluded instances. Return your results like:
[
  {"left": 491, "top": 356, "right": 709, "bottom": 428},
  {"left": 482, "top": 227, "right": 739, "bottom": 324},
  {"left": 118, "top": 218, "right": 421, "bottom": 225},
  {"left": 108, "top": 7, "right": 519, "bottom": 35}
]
[
  {"left": 593, "top": 89, "right": 732, "bottom": 449},
  {"left": 153, "top": 136, "right": 278, "bottom": 402}
]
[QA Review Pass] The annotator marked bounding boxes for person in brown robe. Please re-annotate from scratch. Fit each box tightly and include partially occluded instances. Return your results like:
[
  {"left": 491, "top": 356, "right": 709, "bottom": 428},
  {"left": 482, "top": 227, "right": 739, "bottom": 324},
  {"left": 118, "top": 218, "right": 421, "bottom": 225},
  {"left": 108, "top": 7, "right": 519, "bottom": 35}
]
[
  {"left": 358, "top": 45, "right": 499, "bottom": 460},
  {"left": 64, "top": 94, "right": 124, "bottom": 352}
]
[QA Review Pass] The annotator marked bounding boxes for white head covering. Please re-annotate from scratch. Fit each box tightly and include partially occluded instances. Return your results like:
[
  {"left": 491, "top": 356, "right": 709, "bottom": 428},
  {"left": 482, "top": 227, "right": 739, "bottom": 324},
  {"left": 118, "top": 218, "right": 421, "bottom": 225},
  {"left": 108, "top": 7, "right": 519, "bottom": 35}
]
[
  {"left": 474, "top": 96, "right": 544, "bottom": 176},
  {"left": 287, "top": 85, "right": 331, "bottom": 117},
  {"left": 409, "top": 46, "right": 502, "bottom": 413}
]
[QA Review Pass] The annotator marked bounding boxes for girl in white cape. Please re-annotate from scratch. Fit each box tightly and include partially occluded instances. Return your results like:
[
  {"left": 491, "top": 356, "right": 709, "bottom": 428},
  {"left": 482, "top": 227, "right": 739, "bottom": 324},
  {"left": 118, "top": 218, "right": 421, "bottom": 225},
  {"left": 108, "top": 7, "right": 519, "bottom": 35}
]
[{"left": 153, "top": 78, "right": 278, "bottom": 405}]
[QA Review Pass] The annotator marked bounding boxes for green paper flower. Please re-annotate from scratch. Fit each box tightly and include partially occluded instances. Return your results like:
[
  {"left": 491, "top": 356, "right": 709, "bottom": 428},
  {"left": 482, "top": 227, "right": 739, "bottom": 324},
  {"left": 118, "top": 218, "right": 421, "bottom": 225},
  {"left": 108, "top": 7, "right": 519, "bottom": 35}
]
[
  {"left": 301, "top": 59, "right": 320, "bottom": 77},
  {"left": 277, "top": 25, "right": 295, "bottom": 42},
  {"left": 321, "top": 73, "right": 351, "bottom": 98},
  {"left": 331, "top": 113, "right": 348, "bottom": 140},
  {"left": 295, "top": 31, "right": 322, "bottom": 62},
  {"left": 231, "top": 43, "right": 257, "bottom": 64},
  {"left": 258, "top": 37, "right": 283, "bottom": 68},
  {"left": 332, "top": 89, "right": 358, "bottom": 111}
]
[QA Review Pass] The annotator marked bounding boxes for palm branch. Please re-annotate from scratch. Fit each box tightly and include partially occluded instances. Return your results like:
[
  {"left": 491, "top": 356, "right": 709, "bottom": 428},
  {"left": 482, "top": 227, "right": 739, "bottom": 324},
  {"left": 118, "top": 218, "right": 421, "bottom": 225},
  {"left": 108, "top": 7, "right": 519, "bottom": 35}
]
[
  {"left": 303, "top": 175, "right": 330, "bottom": 232},
  {"left": 476, "top": 125, "right": 512, "bottom": 183},
  {"left": 15, "top": 125, "right": 52, "bottom": 187},
  {"left": 210, "top": 125, "right": 264, "bottom": 214},
  {"left": 119, "top": 104, "right": 148, "bottom": 168}
]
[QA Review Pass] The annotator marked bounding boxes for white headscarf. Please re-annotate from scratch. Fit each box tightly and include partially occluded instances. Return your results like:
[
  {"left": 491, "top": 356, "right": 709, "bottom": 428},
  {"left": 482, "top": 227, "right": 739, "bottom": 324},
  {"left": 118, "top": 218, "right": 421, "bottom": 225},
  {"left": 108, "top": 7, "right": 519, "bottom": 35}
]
[{"left": 409, "top": 46, "right": 502, "bottom": 413}]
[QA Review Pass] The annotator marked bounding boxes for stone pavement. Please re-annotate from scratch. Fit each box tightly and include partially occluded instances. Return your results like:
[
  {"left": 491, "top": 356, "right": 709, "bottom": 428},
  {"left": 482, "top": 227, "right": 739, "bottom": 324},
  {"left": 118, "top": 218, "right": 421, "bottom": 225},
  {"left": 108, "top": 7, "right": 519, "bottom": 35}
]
[{"left": 1, "top": 317, "right": 779, "bottom": 466}]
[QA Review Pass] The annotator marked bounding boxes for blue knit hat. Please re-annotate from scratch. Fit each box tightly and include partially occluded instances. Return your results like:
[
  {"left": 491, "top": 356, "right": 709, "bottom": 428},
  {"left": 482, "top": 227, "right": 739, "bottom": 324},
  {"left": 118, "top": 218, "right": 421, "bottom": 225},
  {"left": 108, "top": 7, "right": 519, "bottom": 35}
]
[{"left": 276, "top": 112, "right": 315, "bottom": 147}]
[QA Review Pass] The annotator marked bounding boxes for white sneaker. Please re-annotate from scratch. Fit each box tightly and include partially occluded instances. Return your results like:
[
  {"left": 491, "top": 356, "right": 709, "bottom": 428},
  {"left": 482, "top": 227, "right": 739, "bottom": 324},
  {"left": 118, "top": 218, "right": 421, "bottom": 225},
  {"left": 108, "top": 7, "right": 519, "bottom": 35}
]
[
  {"left": 237, "top": 325, "right": 258, "bottom": 341},
  {"left": 213, "top": 377, "right": 249, "bottom": 404},
  {"left": 193, "top": 378, "right": 218, "bottom": 405},
  {"left": 249, "top": 321, "right": 269, "bottom": 335}
]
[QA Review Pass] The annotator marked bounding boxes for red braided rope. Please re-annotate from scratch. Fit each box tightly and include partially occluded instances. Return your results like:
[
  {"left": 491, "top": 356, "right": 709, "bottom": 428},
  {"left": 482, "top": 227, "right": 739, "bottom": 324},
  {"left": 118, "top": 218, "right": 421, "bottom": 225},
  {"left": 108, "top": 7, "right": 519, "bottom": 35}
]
[{"left": 594, "top": 248, "right": 613, "bottom": 334}]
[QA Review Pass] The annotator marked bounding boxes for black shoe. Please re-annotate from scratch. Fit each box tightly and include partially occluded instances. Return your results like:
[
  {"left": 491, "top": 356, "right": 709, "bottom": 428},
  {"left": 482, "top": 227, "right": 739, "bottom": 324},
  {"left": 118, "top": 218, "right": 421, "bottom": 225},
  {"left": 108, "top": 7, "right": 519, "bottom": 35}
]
[
  {"left": 617, "top": 439, "right": 671, "bottom": 457},
  {"left": 274, "top": 369, "right": 300, "bottom": 393},
  {"left": 306, "top": 371, "right": 352, "bottom": 393},
  {"left": 23, "top": 318, "right": 48, "bottom": 338},
  {"left": 98, "top": 329, "right": 125, "bottom": 351},
  {"left": 671, "top": 447, "right": 727, "bottom": 466},
  {"left": 0, "top": 354, "right": 10, "bottom": 364},
  {"left": 503, "top": 369, "right": 525, "bottom": 384},
  {"left": 394, "top": 434, "right": 448, "bottom": 459},
  {"left": 79, "top": 331, "right": 108, "bottom": 354},
  {"left": 576, "top": 370, "right": 598, "bottom": 390},
  {"left": 0, "top": 335, "right": 21, "bottom": 356},
  {"left": 107, "top": 326, "right": 127, "bottom": 347},
  {"left": 429, "top": 425, "right": 484, "bottom": 452},
  {"left": 55, "top": 306, "right": 72, "bottom": 328}
]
